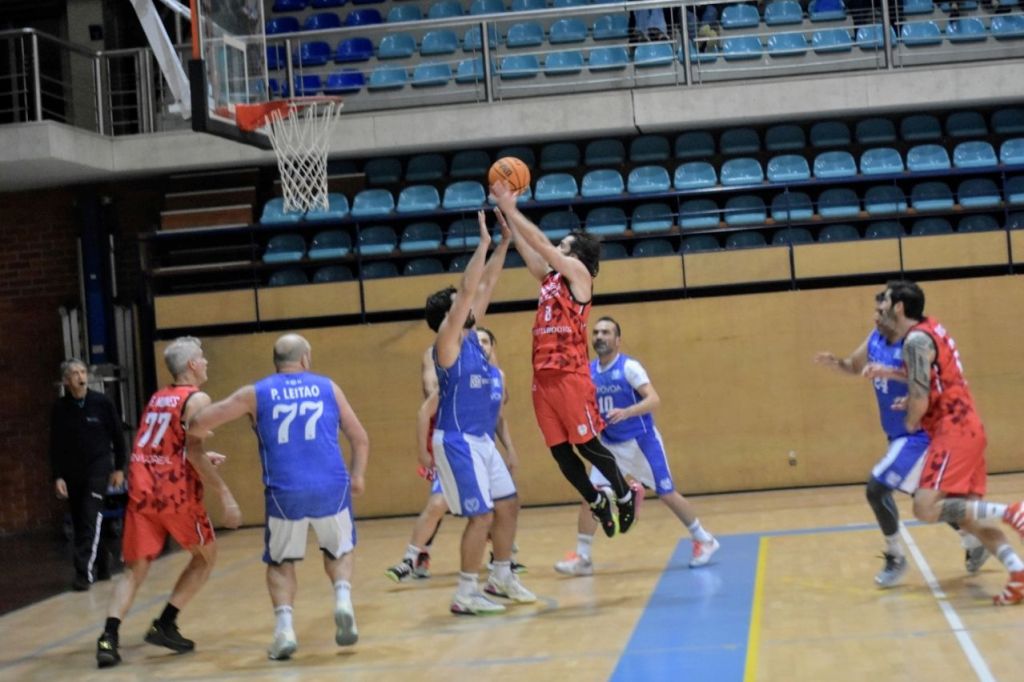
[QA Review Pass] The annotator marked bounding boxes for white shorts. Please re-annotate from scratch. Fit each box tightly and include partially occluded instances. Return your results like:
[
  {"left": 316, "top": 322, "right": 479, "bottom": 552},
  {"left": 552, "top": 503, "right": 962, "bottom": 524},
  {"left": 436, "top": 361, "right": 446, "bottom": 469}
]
[
  {"left": 591, "top": 428, "right": 676, "bottom": 495},
  {"left": 433, "top": 430, "right": 516, "bottom": 517},
  {"left": 263, "top": 509, "right": 355, "bottom": 564}
]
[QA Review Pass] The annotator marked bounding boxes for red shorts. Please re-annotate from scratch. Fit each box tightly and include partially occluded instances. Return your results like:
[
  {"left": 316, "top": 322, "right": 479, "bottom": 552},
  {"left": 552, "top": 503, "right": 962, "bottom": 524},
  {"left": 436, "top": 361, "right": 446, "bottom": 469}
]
[
  {"left": 122, "top": 505, "right": 215, "bottom": 563},
  {"left": 918, "top": 426, "right": 988, "bottom": 497},
  {"left": 532, "top": 370, "right": 605, "bottom": 447}
]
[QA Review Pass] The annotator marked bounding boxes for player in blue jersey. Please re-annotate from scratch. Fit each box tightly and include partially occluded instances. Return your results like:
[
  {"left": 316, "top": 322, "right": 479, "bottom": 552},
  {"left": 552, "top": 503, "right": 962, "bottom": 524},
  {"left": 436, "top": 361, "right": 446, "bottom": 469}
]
[
  {"left": 424, "top": 209, "right": 535, "bottom": 615},
  {"left": 815, "top": 289, "right": 987, "bottom": 587},
  {"left": 187, "top": 334, "right": 370, "bottom": 660},
  {"left": 555, "top": 317, "right": 719, "bottom": 576}
]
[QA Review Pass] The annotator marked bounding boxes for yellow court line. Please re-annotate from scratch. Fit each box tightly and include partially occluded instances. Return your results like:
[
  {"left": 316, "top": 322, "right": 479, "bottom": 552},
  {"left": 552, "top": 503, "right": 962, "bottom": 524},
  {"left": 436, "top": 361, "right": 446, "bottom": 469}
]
[{"left": 743, "top": 536, "right": 769, "bottom": 682}]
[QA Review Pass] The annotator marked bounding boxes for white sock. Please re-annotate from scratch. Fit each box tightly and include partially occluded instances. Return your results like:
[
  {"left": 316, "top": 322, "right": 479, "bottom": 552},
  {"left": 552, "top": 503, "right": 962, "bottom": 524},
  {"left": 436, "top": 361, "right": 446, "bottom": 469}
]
[
  {"left": 576, "top": 533, "right": 593, "bottom": 560},
  {"left": 687, "top": 519, "right": 713, "bottom": 543},
  {"left": 404, "top": 544, "right": 421, "bottom": 562},
  {"left": 334, "top": 579, "right": 351, "bottom": 606},
  {"left": 274, "top": 605, "right": 293, "bottom": 634},
  {"left": 491, "top": 560, "right": 512, "bottom": 581},
  {"left": 884, "top": 533, "right": 903, "bottom": 557},
  {"left": 996, "top": 544, "right": 1024, "bottom": 572},
  {"left": 457, "top": 571, "right": 478, "bottom": 597},
  {"left": 970, "top": 500, "right": 1008, "bottom": 521},
  {"left": 959, "top": 530, "right": 983, "bottom": 550}
]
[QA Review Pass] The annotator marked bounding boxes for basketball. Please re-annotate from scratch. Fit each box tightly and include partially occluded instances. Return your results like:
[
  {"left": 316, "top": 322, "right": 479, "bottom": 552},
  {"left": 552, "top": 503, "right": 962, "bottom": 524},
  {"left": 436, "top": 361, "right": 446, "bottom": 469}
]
[{"left": 488, "top": 157, "right": 531, "bottom": 195}]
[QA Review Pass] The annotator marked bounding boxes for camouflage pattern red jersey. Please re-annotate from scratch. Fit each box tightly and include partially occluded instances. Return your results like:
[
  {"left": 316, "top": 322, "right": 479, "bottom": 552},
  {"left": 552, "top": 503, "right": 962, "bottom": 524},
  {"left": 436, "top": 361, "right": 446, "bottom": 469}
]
[
  {"left": 532, "top": 271, "right": 591, "bottom": 375},
  {"left": 127, "top": 385, "right": 203, "bottom": 515},
  {"left": 910, "top": 317, "right": 982, "bottom": 436}
]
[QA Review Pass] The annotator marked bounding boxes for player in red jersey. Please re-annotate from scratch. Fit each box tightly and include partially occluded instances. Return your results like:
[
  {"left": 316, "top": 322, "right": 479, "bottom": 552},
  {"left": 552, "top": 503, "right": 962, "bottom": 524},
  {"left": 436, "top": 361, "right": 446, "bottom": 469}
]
[
  {"left": 492, "top": 181, "right": 638, "bottom": 537},
  {"left": 95, "top": 337, "right": 242, "bottom": 667},
  {"left": 872, "top": 281, "right": 1024, "bottom": 605}
]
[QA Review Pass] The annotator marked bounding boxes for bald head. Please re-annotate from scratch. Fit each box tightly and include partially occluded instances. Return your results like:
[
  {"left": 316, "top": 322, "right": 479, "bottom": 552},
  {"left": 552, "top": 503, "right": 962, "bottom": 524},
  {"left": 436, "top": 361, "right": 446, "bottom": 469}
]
[{"left": 273, "top": 334, "right": 311, "bottom": 370}]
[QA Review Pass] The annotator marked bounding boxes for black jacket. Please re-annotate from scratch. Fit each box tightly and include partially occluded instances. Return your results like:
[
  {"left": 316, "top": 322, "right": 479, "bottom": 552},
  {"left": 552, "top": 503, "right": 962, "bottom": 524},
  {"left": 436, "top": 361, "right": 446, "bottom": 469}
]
[{"left": 49, "top": 389, "right": 126, "bottom": 482}]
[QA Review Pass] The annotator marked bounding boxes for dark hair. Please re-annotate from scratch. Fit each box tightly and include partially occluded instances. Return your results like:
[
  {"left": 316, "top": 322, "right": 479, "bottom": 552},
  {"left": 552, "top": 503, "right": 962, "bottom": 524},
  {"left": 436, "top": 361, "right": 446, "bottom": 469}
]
[
  {"left": 425, "top": 286, "right": 456, "bottom": 332},
  {"left": 567, "top": 230, "right": 600, "bottom": 277},
  {"left": 476, "top": 326, "right": 496, "bottom": 345},
  {"left": 595, "top": 316, "right": 621, "bottom": 337},
  {"left": 886, "top": 279, "right": 925, "bottom": 320}
]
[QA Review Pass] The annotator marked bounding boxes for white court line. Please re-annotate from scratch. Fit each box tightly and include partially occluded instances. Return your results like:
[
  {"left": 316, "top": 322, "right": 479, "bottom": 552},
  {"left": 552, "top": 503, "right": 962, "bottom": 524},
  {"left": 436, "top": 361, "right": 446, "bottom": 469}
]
[{"left": 899, "top": 525, "right": 997, "bottom": 682}]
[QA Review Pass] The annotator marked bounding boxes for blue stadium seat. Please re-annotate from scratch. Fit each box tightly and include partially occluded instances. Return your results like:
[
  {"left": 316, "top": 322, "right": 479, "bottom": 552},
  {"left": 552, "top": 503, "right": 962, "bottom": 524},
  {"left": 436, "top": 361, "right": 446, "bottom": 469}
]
[
  {"left": 593, "top": 15, "right": 629, "bottom": 41},
  {"left": 313, "top": 265, "right": 354, "bottom": 283},
  {"left": 540, "top": 142, "right": 581, "bottom": 171},
  {"left": 364, "top": 158, "right": 401, "bottom": 184},
  {"left": 507, "top": 22, "right": 544, "bottom": 48},
  {"left": 352, "top": 0, "right": 384, "bottom": 5},
  {"left": 991, "top": 16, "right": 1024, "bottom": 40},
  {"left": 818, "top": 188, "right": 860, "bottom": 217},
  {"left": 589, "top": 46, "right": 630, "bottom": 70},
  {"left": 818, "top": 224, "right": 860, "bottom": 242},
  {"left": 628, "top": 166, "right": 672, "bottom": 194},
  {"left": 581, "top": 169, "right": 624, "bottom": 198},
  {"left": 455, "top": 57, "right": 486, "bottom": 84},
  {"left": 946, "top": 18, "right": 988, "bottom": 43},
  {"left": 261, "top": 197, "right": 303, "bottom": 224},
  {"left": 910, "top": 181, "right": 954, "bottom": 210},
  {"left": 901, "top": 22, "right": 942, "bottom": 47},
  {"left": 368, "top": 65, "right": 407, "bottom": 90},
  {"left": 865, "top": 221, "right": 904, "bottom": 240},
  {"left": 304, "top": 12, "right": 342, "bottom": 31},
  {"left": 421, "top": 30, "right": 459, "bottom": 55},
  {"left": 584, "top": 207, "right": 627, "bottom": 236},
  {"left": 309, "top": 230, "right": 352, "bottom": 259},
  {"left": 544, "top": 51, "right": 585, "bottom": 75},
  {"left": 721, "top": 4, "right": 761, "bottom": 29},
  {"left": 267, "top": 45, "right": 285, "bottom": 70},
  {"left": 448, "top": 253, "right": 472, "bottom": 272},
  {"left": 553, "top": 0, "right": 586, "bottom": 6},
  {"left": 767, "top": 155, "right": 811, "bottom": 183},
  {"left": 726, "top": 231, "right": 768, "bottom": 249},
  {"left": 1009, "top": 212, "right": 1024, "bottom": 230},
  {"left": 720, "top": 128, "right": 760, "bottom": 155},
  {"left": 857, "top": 24, "right": 898, "bottom": 50},
  {"left": 267, "top": 17, "right": 301, "bottom": 35},
  {"left": 765, "top": 1, "right": 803, "bottom": 26},
  {"left": 681, "top": 235, "right": 720, "bottom": 252},
  {"left": 953, "top": 141, "right": 997, "bottom": 169},
  {"left": 689, "top": 41, "right": 720, "bottom": 63},
  {"left": 906, "top": 144, "right": 951, "bottom": 171},
  {"left": 386, "top": 5, "right": 422, "bottom": 22},
  {"left": 505, "top": 251, "right": 526, "bottom": 268},
  {"left": 351, "top": 189, "right": 395, "bottom": 217},
  {"left": 451, "top": 151, "right": 490, "bottom": 179},
  {"left": 306, "top": 194, "right": 350, "bottom": 222},
  {"left": 765, "top": 124, "right": 806, "bottom": 152},
  {"left": 958, "top": 179, "right": 1001, "bottom": 208},
  {"left": 1000, "top": 138, "right": 1024, "bottom": 164},
  {"left": 676, "top": 131, "right": 716, "bottom": 160},
  {"left": 443, "top": 181, "right": 486, "bottom": 209},
  {"left": 812, "top": 28, "right": 853, "bottom": 53},
  {"left": 405, "top": 154, "right": 446, "bottom": 182},
  {"left": 298, "top": 42, "right": 331, "bottom": 67},
  {"left": 344, "top": 9, "right": 382, "bottom": 26},
  {"left": 539, "top": 211, "right": 581, "bottom": 239},
  {"left": 771, "top": 192, "right": 814, "bottom": 221},
  {"left": 268, "top": 268, "right": 308, "bottom": 287},
  {"left": 292, "top": 74, "right": 321, "bottom": 96},
  {"left": 772, "top": 228, "right": 814, "bottom": 245},
  {"left": 808, "top": 0, "right": 846, "bottom": 20},
  {"left": 911, "top": 218, "right": 953, "bottom": 236},
  {"left": 378, "top": 33, "right": 416, "bottom": 59},
  {"left": 358, "top": 225, "right": 398, "bottom": 255},
  {"left": 512, "top": 0, "right": 546, "bottom": 9},
  {"left": 1007, "top": 176, "right": 1024, "bottom": 205},
  {"left": 499, "top": 55, "right": 540, "bottom": 79},
  {"left": 903, "top": 0, "right": 935, "bottom": 13},
  {"left": 412, "top": 63, "right": 452, "bottom": 87},
  {"left": 860, "top": 147, "right": 904, "bottom": 175},
  {"left": 274, "top": 0, "right": 308, "bottom": 12},
  {"left": 864, "top": 186, "right": 908, "bottom": 215},
  {"left": 550, "top": 18, "right": 588, "bottom": 44},
  {"left": 856, "top": 118, "right": 897, "bottom": 145},
  {"left": 722, "top": 36, "right": 763, "bottom": 60},
  {"left": 958, "top": 215, "right": 1000, "bottom": 233},
  {"left": 469, "top": 0, "right": 505, "bottom": 13},
  {"left": 680, "top": 199, "right": 719, "bottom": 229},
  {"left": 810, "top": 121, "right": 851, "bottom": 148},
  {"left": 497, "top": 146, "right": 535, "bottom": 169},
  {"left": 324, "top": 70, "right": 365, "bottom": 94},
  {"left": 901, "top": 114, "right": 942, "bottom": 141},
  {"left": 724, "top": 195, "right": 767, "bottom": 226},
  {"left": 814, "top": 151, "right": 857, "bottom": 178},
  {"left": 263, "top": 234, "right": 306, "bottom": 263},
  {"left": 446, "top": 218, "right": 481, "bottom": 249},
  {"left": 993, "top": 108, "right": 1024, "bottom": 135},
  {"left": 630, "top": 136, "right": 671, "bottom": 163},
  {"left": 635, "top": 43, "right": 676, "bottom": 67},
  {"left": 400, "top": 223, "right": 443, "bottom": 252},
  {"left": 720, "top": 158, "right": 765, "bottom": 186},
  {"left": 397, "top": 185, "right": 441, "bottom": 213},
  {"left": 674, "top": 161, "right": 717, "bottom": 189},
  {"left": 361, "top": 261, "right": 399, "bottom": 279},
  {"left": 632, "top": 203, "right": 674, "bottom": 233},
  {"left": 534, "top": 173, "right": 578, "bottom": 201},
  {"left": 767, "top": 32, "right": 808, "bottom": 57},
  {"left": 633, "top": 239, "right": 675, "bottom": 258},
  {"left": 404, "top": 258, "right": 445, "bottom": 276},
  {"left": 585, "top": 139, "right": 626, "bottom": 167},
  {"left": 600, "top": 242, "right": 629, "bottom": 260}
]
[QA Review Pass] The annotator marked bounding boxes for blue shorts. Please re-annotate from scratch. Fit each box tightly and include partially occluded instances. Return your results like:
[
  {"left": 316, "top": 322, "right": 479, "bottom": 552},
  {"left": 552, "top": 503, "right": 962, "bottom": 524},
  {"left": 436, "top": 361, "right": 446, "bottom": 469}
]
[
  {"left": 432, "top": 430, "right": 516, "bottom": 517},
  {"left": 592, "top": 428, "right": 675, "bottom": 495},
  {"left": 871, "top": 433, "right": 930, "bottom": 494}
]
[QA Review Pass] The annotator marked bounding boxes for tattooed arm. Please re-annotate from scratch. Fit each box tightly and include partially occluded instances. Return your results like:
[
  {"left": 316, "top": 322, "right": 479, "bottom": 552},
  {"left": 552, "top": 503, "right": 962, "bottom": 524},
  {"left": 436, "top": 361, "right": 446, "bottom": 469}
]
[{"left": 903, "top": 330, "right": 935, "bottom": 432}]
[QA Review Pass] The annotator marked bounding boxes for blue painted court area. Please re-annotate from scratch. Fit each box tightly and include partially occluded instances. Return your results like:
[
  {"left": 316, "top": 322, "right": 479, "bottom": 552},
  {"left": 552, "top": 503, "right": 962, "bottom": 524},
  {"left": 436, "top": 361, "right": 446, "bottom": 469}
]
[{"left": 610, "top": 535, "right": 761, "bottom": 681}]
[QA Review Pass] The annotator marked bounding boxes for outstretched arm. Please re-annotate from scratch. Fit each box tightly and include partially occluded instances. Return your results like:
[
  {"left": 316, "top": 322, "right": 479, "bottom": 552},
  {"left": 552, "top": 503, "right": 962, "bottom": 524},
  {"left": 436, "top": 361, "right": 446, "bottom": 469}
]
[
  {"left": 334, "top": 382, "right": 369, "bottom": 495},
  {"left": 470, "top": 208, "right": 511, "bottom": 323},
  {"left": 184, "top": 389, "right": 250, "bottom": 528},
  {"left": 436, "top": 219, "right": 491, "bottom": 368},
  {"left": 902, "top": 330, "right": 935, "bottom": 432},
  {"left": 814, "top": 335, "right": 870, "bottom": 376}
]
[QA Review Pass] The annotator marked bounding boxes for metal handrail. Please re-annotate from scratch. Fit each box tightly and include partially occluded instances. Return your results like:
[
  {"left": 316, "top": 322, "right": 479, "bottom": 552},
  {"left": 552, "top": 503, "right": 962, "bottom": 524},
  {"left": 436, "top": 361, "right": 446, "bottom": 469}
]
[{"left": 0, "top": 27, "right": 100, "bottom": 57}]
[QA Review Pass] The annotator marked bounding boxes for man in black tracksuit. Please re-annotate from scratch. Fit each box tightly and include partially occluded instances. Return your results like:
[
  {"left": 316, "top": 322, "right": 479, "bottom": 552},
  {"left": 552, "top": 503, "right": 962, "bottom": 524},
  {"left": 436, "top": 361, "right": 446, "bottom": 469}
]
[{"left": 49, "top": 360, "right": 125, "bottom": 591}]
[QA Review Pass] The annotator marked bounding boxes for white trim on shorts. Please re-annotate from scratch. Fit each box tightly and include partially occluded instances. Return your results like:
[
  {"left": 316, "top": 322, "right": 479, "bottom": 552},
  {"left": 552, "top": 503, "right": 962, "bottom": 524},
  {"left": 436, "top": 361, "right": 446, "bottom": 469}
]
[
  {"left": 591, "top": 428, "right": 671, "bottom": 492},
  {"left": 266, "top": 508, "right": 355, "bottom": 563},
  {"left": 433, "top": 429, "right": 516, "bottom": 517}
]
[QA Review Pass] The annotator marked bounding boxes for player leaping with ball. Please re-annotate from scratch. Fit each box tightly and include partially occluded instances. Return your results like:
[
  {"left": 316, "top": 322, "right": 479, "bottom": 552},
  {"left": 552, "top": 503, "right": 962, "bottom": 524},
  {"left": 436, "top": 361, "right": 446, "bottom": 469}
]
[{"left": 491, "top": 180, "right": 638, "bottom": 537}]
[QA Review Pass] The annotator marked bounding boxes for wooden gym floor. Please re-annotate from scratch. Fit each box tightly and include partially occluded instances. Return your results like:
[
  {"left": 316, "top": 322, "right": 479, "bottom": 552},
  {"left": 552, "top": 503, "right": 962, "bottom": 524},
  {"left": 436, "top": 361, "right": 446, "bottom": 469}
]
[{"left": 3, "top": 474, "right": 1024, "bottom": 681}]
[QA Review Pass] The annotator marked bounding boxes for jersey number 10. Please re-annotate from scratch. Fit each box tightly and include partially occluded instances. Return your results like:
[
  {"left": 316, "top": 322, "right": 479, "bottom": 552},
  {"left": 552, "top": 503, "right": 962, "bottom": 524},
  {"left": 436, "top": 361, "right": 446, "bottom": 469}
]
[{"left": 272, "top": 401, "right": 324, "bottom": 444}]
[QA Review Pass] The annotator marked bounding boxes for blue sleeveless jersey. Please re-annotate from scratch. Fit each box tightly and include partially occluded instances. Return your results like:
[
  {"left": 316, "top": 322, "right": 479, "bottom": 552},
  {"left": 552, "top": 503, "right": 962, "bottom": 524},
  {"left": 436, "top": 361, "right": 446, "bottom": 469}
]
[
  {"left": 867, "top": 330, "right": 925, "bottom": 441},
  {"left": 254, "top": 371, "right": 348, "bottom": 519},
  {"left": 435, "top": 333, "right": 502, "bottom": 438},
  {"left": 590, "top": 354, "right": 655, "bottom": 443}
]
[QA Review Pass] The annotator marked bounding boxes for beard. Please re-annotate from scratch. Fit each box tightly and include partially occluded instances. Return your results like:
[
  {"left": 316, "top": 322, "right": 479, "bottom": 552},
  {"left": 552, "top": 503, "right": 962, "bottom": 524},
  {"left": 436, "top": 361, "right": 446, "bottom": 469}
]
[{"left": 593, "top": 340, "right": 608, "bottom": 354}]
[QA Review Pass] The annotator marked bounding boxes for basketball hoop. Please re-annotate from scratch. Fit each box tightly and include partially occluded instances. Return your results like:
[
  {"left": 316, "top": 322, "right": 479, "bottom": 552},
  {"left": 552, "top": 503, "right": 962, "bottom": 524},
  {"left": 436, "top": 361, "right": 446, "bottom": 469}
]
[{"left": 235, "top": 96, "right": 344, "bottom": 213}]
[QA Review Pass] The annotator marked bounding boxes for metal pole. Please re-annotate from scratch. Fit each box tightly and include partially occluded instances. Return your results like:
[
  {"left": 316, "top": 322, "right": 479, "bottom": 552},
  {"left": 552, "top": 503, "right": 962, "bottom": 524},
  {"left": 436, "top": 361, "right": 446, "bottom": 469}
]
[
  {"left": 880, "top": 0, "right": 895, "bottom": 70},
  {"left": 94, "top": 56, "right": 105, "bottom": 134},
  {"left": 284, "top": 38, "right": 294, "bottom": 97},
  {"left": 31, "top": 32, "right": 42, "bottom": 121},
  {"left": 481, "top": 21, "right": 494, "bottom": 103},
  {"left": 143, "top": 50, "right": 155, "bottom": 133},
  {"left": 679, "top": 4, "right": 692, "bottom": 86}
]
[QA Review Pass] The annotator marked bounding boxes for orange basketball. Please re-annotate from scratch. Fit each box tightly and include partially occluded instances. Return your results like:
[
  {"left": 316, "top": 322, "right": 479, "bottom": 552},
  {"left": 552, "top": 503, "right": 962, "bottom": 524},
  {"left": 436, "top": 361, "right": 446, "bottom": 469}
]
[{"left": 488, "top": 156, "right": 531, "bottom": 195}]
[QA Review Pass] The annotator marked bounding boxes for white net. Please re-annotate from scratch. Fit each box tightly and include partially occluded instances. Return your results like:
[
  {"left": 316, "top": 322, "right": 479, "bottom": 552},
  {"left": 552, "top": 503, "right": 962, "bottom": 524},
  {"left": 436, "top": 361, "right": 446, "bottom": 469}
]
[{"left": 266, "top": 99, "right": 343, "bottom": 213}]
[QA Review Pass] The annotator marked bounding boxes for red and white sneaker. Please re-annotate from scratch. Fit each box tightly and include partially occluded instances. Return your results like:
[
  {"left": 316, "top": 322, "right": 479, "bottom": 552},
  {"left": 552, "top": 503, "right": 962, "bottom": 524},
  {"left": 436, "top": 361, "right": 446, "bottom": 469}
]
[
  {"left": 993, "top": 570, "right": 1024, "bottom": 606},
  {"left": 689, "top": 537, "right": 721, "bottom": 568},
  {"left": 1003, "top": 502, "right": 1024, "bottom": 539}
]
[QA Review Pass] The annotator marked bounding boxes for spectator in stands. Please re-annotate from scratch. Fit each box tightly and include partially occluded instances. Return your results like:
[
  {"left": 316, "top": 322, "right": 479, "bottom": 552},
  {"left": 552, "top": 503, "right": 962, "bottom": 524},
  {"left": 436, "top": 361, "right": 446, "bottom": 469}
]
[{"left": 630, "top": 2, "right": 671, "bottom": 42}]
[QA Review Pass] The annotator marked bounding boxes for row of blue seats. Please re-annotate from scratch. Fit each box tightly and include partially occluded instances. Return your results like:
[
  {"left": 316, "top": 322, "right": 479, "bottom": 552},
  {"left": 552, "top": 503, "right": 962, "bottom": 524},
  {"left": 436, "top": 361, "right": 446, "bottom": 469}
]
[{"left": 270, "top": 0, "right": 624, "bottom": 24}]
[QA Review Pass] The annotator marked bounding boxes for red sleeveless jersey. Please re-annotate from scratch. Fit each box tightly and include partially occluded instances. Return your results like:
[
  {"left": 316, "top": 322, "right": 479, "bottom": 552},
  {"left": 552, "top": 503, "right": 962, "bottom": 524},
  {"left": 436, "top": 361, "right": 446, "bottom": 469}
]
[
  {"left": 910, "top": 317, "right": 980, "bottom": 436},
  {"left": 128, "top": 385, "right": 203, "bottom": 514},
  {"left": 533, "top": 271, "right": 591, "bottom": 375}
]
